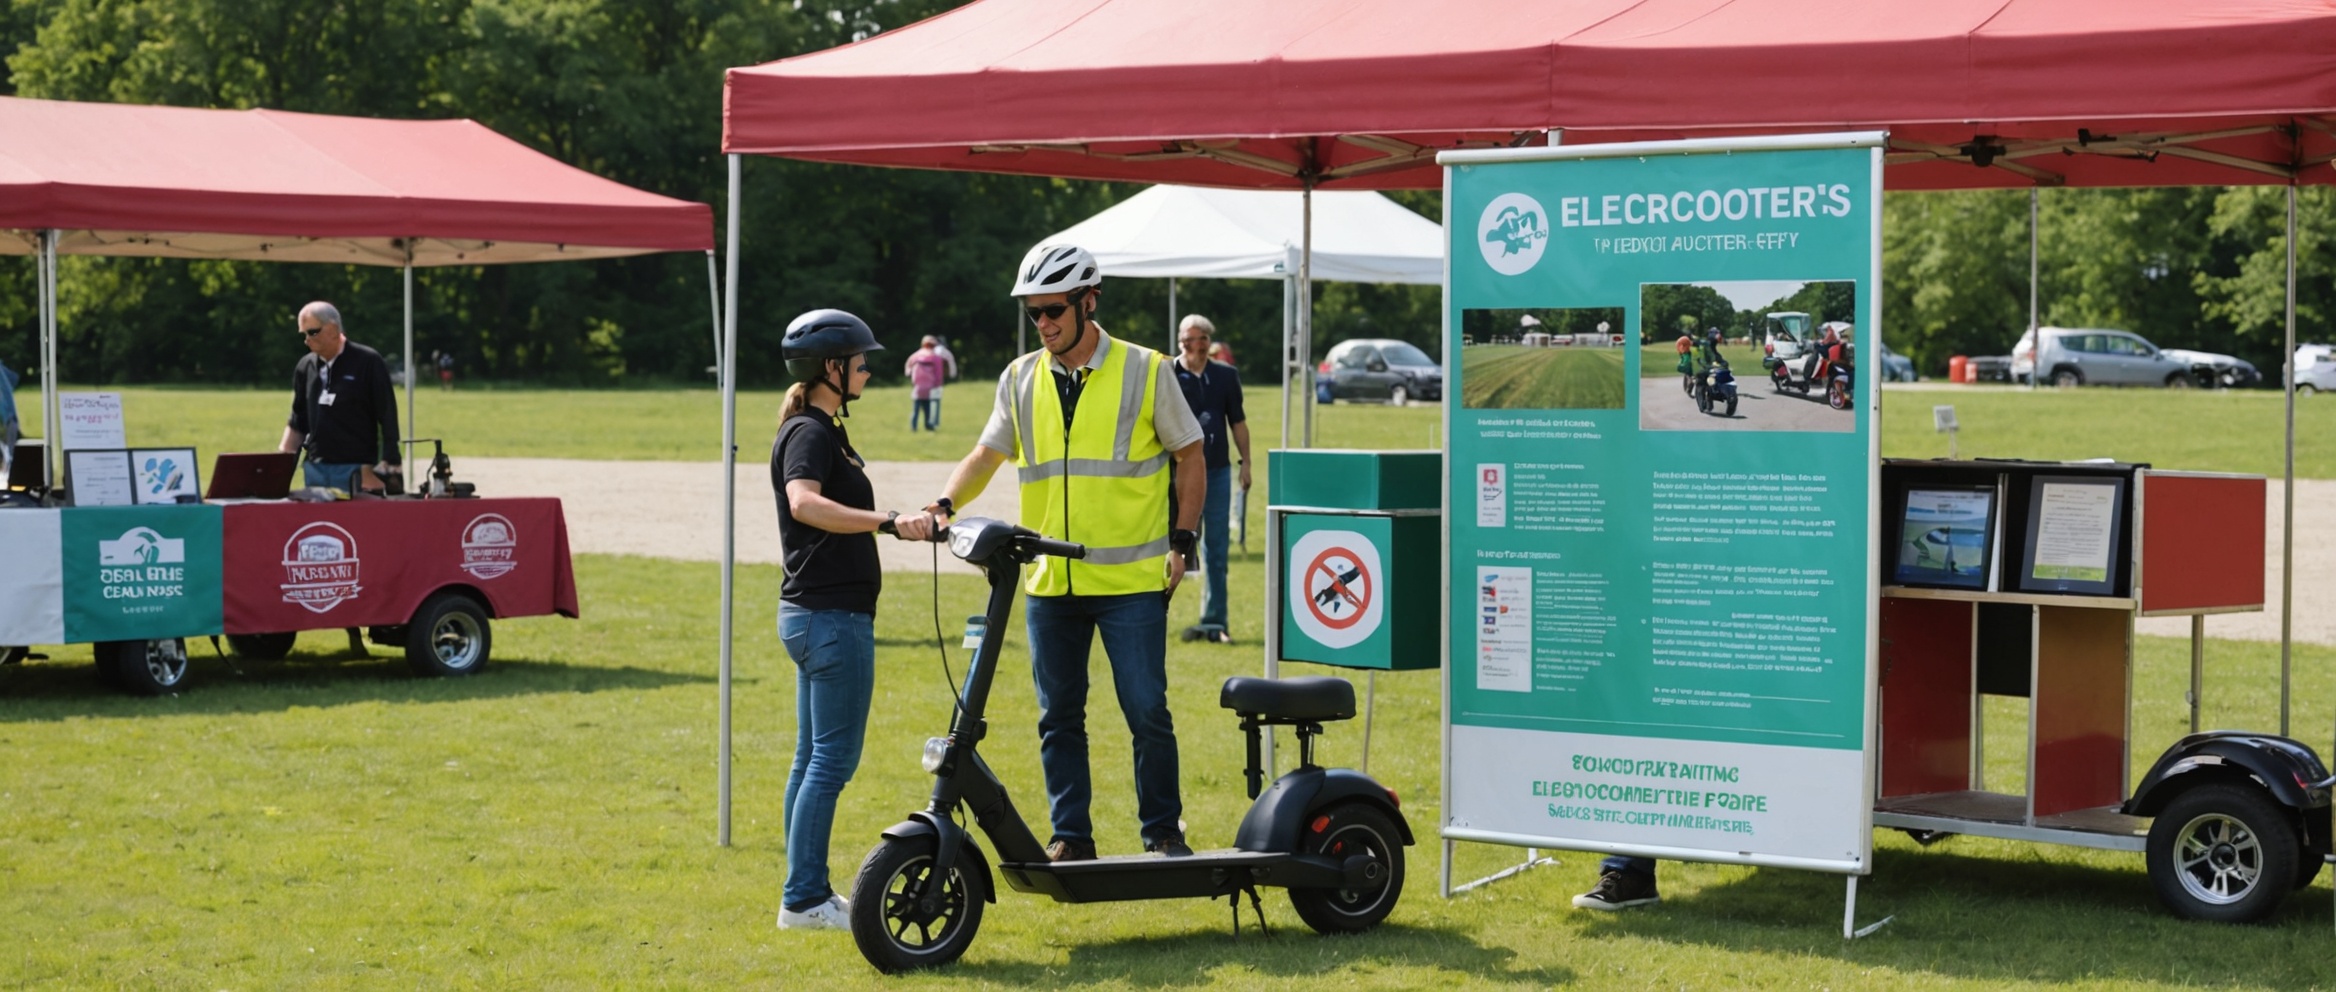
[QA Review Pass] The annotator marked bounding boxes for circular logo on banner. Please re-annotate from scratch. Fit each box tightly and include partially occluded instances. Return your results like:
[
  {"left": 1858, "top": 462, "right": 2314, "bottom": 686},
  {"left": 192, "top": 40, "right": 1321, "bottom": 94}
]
[
  {"left": 459, "top": 513, "right": 519, "bottom": 580},
  {"left": 1287, "top": 529, "right": 1384, "bottom": 650},
  {"left": 280, "top": 521, "right": 362, "bottom": 614},
  {"left": 1477, "top": 192, "right": 1549, "bottom": 276}
]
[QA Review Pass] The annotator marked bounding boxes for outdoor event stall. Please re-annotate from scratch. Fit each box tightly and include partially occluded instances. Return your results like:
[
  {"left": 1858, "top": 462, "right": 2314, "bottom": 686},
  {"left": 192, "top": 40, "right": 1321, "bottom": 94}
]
[
  {"left": 0, "top": 95, "right": 715, "bottom": 693},
  {"left": 722, "top": 0, "right": 2336, "bottom": 925}
]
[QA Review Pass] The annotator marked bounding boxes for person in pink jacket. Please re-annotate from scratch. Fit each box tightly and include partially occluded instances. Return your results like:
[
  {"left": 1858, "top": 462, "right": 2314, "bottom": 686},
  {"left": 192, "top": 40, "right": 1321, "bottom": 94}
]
[{"left": 903, "top": 335, "right": 953, "bottom": 430}]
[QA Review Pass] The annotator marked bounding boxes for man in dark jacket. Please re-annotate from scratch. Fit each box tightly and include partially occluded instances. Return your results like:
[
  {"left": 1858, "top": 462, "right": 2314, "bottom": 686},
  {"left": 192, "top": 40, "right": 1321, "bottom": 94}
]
[{"left": 279, "top": 301, "right": 400, "bottom": 493}]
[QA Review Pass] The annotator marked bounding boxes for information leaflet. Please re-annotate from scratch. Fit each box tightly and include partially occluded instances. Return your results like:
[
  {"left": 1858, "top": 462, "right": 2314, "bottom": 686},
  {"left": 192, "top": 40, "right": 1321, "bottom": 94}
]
[{"left": 1441, "top": 135, "right": 1881, "bottom": 872}]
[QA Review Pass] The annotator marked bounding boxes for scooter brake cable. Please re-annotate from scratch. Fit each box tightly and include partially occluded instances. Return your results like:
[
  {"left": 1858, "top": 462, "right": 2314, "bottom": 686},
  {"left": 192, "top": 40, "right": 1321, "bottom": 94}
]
[{"left": 932, "top": 539, "right": 965, "bottom": 718}]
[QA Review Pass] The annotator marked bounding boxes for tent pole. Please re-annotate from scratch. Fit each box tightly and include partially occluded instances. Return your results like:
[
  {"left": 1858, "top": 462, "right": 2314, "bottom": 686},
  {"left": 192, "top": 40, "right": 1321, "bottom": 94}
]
[
  {"left": 706, "top": 251, "right": 722, "bottom": 374},
  {"left": 40, "top": 229, "right": 57, "bottom": 490},
  {"left": 1281, "top": 273, "right": 1294, "bottom": 450},
  {"left": 2028, "top": 188, "right": 2039, "bottom": 391},
  {"left": 1167, "top": 277, "right": 1177, "bottom": 352},
  {"left": 1300, "top": 182, "right": 1315, "bottom": 448},
  {"left": 2282, "top": 182, "right": 2297, "bottom": 736},
  {"left": 403, "top": 245, "right": 415, "bottom": 469},
  {"left": 720, "top": 153, "right": 744, "bottom": 846}
]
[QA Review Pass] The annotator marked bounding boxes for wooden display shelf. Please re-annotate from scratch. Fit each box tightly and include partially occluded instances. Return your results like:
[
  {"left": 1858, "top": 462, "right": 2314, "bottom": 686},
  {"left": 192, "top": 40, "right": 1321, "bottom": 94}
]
[{"left": 1880, "top": 585, "right": 2135, "bottom": 610}]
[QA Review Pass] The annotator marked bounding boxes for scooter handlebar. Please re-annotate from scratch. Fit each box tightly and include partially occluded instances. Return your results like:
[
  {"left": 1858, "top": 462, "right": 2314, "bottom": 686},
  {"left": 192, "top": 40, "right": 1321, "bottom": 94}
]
[{"left": 1025, "top": 535, "right": 1087, "bottom": 560}]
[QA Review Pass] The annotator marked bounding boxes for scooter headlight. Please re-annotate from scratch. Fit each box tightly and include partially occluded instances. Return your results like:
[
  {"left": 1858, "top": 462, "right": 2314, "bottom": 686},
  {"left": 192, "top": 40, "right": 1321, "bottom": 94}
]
[{"left": 921, "top": 736, "right": 950, "bottom": 773}]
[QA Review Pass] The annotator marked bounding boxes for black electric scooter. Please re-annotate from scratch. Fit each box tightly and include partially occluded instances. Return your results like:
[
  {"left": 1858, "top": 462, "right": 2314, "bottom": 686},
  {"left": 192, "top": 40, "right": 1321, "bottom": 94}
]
[{"left": 848, "top": 517, "right": 1412, "bottom": 974}]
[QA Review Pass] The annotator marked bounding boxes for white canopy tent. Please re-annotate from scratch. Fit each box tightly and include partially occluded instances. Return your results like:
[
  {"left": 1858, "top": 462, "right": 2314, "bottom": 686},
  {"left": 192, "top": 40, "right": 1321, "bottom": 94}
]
[{"left": 1038, "top": 184, "right": 1444, "bottom": 446}]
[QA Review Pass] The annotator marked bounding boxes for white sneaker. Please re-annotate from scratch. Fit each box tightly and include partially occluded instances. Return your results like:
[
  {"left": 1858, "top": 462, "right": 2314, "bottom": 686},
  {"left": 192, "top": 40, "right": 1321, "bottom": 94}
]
[{"left": 778, "top": 893, "right": 851, "bottom": 931}]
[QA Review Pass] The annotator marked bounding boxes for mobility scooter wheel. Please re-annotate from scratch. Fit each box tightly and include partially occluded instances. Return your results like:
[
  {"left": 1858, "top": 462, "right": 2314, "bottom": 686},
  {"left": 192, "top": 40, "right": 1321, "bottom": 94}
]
[
  {"left": 1827, "top": 376, "right": 1851, "bottom": 410},
  {"left": 2145, "top": 782, "right": 2300, "bottom": 923},
  {"left": 1287, "top": 802, "right": 1406, "bottom": 934},
  {"left": 850, "top": 835, "right": 987, "bottom": 973}
]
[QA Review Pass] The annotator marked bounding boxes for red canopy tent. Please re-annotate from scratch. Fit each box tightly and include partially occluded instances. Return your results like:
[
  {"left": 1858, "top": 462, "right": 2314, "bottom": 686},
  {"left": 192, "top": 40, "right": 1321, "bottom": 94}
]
[
  {"left": 710, "top": 0, "right": 2336, "bottom": 843},
  {"left": 2, "top": 95, "right": 717, "bottom": 490}
]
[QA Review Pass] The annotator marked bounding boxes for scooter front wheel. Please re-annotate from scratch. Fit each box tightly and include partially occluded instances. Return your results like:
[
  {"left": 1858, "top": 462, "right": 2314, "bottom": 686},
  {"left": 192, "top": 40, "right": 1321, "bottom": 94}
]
[
  {"left": 1288, "top": 802, "right": 1406, "bottom": 934},
  {"left": 849, "top": 835, "right": 986, "bottom": 973}
]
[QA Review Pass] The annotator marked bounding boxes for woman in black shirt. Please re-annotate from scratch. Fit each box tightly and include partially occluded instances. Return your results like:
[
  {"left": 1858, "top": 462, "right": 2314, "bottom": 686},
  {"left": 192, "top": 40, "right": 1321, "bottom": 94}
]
[{"left": 772, "top": 309, "right": 935, "bottom": 932}]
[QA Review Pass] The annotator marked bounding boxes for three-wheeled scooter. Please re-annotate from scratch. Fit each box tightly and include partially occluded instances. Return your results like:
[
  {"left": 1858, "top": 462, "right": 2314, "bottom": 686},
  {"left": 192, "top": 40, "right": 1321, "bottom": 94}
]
[{"left": 848, "top": 517, "right": 1412, "bottom": 974}]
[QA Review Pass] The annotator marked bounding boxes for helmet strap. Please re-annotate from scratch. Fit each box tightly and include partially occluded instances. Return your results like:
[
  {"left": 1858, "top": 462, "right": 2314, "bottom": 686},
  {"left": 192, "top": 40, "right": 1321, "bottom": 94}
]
[{"left": 1050, "top": 286, "right": 1094, "bottom": 357}]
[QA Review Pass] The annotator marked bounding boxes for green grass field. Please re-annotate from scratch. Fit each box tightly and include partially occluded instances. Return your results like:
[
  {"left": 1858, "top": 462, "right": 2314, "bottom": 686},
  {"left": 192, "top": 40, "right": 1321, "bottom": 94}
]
[
  {"left": 1459, "top": 347, "right": 1627, "bottom": 410},
  {"left": 7, "top": 552, "right": 2336, "bottom": 988},
  {"left": 8, "top": 385, "right": 2336, "bottom": 986}
]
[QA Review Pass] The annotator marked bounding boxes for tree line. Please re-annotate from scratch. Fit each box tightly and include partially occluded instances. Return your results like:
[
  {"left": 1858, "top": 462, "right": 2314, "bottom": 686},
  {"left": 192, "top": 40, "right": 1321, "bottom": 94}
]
[{"left": 0, "top": 0, "right": 2324, "bottom": 391}]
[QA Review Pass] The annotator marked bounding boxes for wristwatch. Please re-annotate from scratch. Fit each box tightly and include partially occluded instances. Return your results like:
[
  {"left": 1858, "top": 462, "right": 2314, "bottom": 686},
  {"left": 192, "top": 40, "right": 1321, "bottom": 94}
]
[
  {"left": 1170, "top": 528, "right": 1198, "bottom": 568},
  {"left": 879, "top": 510, "right": 900, "bottom": 535},
  {"left": 934, "top": 496, "right": 956, "bottom": 517}
]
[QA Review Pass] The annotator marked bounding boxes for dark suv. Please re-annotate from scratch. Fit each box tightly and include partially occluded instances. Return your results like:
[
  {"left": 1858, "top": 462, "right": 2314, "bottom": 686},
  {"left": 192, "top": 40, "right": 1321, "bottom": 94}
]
[{"left": 1324, "top": 339, "right": 1443, "bottom": 405}]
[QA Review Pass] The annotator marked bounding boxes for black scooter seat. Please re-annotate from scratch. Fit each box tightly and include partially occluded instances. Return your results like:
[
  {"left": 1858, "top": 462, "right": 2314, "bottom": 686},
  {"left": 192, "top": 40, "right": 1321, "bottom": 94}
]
[{"left": 1220, "top": 676, "right": 1355, "bottom": 722}]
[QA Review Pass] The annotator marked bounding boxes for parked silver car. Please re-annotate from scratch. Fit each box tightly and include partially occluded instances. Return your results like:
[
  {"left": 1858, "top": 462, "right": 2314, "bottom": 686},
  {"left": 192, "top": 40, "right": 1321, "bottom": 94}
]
[
  {"left": 2011, "top": 327, "right": 2198, "bottom": 387},
  {"left": 1324, "top": 338, "right": 1442, "bottom": 404}
]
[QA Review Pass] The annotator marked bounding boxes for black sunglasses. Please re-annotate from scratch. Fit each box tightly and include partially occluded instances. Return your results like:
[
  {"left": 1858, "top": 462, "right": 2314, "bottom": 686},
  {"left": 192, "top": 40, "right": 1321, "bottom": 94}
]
[
  {"left": 1023, "top": 303, "right": 1073, "bottom": 323},
  {"left": 299, "top": 325, "right": 327, "bottom": 338}
]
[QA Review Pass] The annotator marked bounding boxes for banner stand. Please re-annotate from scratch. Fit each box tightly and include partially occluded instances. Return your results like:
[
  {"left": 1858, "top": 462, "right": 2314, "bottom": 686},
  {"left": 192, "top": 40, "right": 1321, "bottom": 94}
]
[
  {"left": 1442, "top": 840, "right": 1556, "bottom": 896},
  {"left": 1845, "top": 876, "right": 1894, "bottom": 938}
]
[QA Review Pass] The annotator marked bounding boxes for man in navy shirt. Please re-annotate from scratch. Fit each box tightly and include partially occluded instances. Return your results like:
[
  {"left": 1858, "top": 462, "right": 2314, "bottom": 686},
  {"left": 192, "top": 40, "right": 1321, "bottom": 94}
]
[
  {"left": 279, "top": 301, "right": 401, "bottom": 493},
  {"left": 1171, "top": 315, "right": 1251, "bottom": 644}
]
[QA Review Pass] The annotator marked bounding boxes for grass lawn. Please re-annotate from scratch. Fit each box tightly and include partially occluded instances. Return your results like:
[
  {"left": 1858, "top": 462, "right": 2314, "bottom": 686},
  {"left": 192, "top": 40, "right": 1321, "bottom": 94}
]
[
  {"left": 6, "top": 552, "right": 2336, "bottom": 987},
  {"left": 1459, "top": 347, "right": 1626, "bottom": 410},
  {"left": 21, "top": 382, "right": 2333, "bottom": 480}
]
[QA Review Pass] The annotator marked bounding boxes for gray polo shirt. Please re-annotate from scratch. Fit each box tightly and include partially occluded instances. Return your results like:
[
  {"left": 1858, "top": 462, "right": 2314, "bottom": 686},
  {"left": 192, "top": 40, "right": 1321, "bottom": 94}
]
[{"left": 978, "top": 326, "right": 1203, "bottom": 460}]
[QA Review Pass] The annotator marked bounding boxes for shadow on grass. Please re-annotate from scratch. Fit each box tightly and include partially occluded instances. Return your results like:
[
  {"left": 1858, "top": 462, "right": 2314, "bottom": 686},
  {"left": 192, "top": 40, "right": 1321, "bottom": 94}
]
[
  {"left": 955, "top": 922, "right": 1573, "bottom": 987},
  {"left": 1585, "top": 843, "right": 2336, "bottom": 987},
  {"left": 0, "top": 650, "right": 710, "bottom": 720}
]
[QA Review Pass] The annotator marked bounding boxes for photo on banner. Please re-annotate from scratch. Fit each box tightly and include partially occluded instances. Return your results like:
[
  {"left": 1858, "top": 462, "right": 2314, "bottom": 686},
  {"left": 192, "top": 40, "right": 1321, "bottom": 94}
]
[
  {"left": 1458, "top": 306, "right": 1629, "bottom": 410},
  {"left": 1639, "top": 279, "right": 1856, "bottom": 433}
]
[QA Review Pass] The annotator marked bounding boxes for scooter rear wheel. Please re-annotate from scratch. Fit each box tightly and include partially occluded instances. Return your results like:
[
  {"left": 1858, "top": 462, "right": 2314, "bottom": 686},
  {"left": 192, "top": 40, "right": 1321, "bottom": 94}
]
[
  {"left": 850, "top": 835, "right": 986, "bottom": 973},
  {"left": 1288, "top": 802, "right": 1406, "bottom": 934}
]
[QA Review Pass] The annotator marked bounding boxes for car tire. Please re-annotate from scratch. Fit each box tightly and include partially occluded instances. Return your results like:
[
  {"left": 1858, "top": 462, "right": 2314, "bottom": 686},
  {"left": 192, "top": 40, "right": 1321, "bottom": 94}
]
[
  {"left": 2052, "top": 368, "right": 2083, "bottom": 388},
  {"left": 406, "top": 591, "right": 492, "bottom": 677},
  {"left": 1388, "top": 384, "right": 1409, "bottom": 407},
  {"left": 2166, "top": 373, "right": 2193, "bottom": 389},
  {"left": 2145, "top": 781, "right": 2300, "bottom": 923},
  {"left": 2299, "top": 383, "right": 2318, "bottom": 396},
  {"left": 97, "top": 638, "right": 191, "bottom": 696}
]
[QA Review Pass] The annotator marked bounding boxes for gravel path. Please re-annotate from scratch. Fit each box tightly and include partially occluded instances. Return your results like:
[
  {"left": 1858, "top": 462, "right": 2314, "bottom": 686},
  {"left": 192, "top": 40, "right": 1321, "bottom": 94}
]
[{"left": 461, "top": 457, "right": 2330, "bottom": 645}]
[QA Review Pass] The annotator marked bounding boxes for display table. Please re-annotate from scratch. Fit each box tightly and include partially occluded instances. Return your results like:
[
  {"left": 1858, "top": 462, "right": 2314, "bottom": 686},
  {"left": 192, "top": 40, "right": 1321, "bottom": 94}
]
[{"left": 0, "top": 497, "right": 576, "bottom": 645}]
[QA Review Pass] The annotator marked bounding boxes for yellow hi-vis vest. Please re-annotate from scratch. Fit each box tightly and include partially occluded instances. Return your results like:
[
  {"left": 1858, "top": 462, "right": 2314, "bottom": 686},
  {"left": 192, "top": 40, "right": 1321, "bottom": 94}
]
[{"left": 1007, "top": 339, "right": 1171, "bottom": 597}]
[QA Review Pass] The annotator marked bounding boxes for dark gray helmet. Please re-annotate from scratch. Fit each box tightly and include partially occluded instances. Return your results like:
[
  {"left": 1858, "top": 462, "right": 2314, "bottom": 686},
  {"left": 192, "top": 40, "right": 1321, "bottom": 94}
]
[{"left": 783, "top": 309, "right": 883, "bottom": 384}]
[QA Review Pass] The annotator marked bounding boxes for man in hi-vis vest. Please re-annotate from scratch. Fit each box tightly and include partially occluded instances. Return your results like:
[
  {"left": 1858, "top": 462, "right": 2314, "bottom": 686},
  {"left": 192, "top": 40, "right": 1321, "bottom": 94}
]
[{"left": 930, "top": 243, "right": 1206, "bottom": 862}]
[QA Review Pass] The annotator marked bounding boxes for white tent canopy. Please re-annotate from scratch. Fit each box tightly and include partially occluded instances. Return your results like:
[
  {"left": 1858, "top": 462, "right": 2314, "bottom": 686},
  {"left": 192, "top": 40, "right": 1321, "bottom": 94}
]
[{"left": 1042, "top": 184, "right": 1442, "bottom": 284}]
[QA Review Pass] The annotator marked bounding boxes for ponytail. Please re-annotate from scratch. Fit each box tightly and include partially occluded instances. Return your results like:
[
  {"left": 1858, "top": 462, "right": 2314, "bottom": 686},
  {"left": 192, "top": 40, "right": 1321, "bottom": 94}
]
[{"left": 779, "top": 382, "right": 811, "bottom": 424}]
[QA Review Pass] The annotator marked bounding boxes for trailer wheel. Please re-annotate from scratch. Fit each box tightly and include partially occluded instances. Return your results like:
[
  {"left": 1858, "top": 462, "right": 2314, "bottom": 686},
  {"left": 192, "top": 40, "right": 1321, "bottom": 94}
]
[
  {"left": 226, "top": 632, "right": 297, "bottom": 660},
  {"left": 2146, "top": 782, "right": 2300, "bottom": 922},
  {"left": 406, "top": 592, "right": 491, "bottom": 677},
  {"left": 97, "top": 638, "right": 190, "bottom": 695}
]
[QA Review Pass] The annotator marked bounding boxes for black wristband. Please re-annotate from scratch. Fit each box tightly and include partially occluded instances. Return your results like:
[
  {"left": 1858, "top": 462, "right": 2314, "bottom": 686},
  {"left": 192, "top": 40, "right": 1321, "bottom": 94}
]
[
  {"left": 935, "top": 496, "right": 955, "bottom": 516},
  {"left": 879, "top": 510, "right": 899, "bottom": 535},
  {"left": 1170, "top": 529, "right": 1197, "bottom": 554}
]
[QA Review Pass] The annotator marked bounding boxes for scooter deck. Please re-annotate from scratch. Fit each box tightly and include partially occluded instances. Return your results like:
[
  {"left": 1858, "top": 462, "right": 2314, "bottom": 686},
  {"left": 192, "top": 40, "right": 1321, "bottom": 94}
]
[{"left": 997, "top": 848, "right": 1335, "bottom": 903}]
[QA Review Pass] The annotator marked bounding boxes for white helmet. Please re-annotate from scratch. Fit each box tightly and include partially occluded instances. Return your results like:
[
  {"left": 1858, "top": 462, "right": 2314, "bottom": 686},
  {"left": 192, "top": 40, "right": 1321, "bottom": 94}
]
[{"left": 1009, "top": 243, "right": 1102, "bottom": 297}]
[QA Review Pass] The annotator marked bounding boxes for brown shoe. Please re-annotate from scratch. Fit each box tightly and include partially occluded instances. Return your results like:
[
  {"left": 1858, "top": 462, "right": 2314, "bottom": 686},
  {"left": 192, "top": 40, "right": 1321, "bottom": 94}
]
[{"left": 1046, "top": 838, "right": 1096, "bottom": 862}]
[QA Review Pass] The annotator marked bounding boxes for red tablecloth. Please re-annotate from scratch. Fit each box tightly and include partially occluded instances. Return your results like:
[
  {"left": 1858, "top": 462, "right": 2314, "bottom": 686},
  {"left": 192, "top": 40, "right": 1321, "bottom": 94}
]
[{"left": 221, "top": 497, "right": 578, "bottom": 633}]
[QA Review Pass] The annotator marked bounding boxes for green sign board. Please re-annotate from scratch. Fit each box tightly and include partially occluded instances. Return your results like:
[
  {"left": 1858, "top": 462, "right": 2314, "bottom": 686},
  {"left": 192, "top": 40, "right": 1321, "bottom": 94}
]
[
  {"left": 60, "top": 504, "right": 224, "bottom": 643},
  {"left": 1441, "top": 136, "right": 1881, "bottom": 871}
]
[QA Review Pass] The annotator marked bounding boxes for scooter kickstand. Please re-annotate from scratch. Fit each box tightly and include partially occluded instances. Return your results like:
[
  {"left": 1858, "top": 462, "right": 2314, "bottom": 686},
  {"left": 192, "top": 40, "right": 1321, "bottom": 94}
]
[{"left": 1245, "top": 884, "right": 1271, "bottom": 939}]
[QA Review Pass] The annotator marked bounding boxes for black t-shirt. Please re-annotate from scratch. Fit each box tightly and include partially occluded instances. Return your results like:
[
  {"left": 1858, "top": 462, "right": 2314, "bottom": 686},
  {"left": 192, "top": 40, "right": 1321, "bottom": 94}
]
[
  {"left": 287, "top": 341, "right": 401, "bottom": 465},
  {"left": 772, "top": 408, "right": 880, "bottom": 613}
]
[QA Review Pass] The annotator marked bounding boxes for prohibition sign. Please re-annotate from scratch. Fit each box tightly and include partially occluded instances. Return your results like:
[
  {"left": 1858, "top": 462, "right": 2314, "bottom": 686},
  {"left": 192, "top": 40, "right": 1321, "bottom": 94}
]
[
  {"left": 1304, "top": 547, "right": 1373, "bottom": 630},
  {"left": 1286, "top": 527, "right": 1385, "bottom": 650}
]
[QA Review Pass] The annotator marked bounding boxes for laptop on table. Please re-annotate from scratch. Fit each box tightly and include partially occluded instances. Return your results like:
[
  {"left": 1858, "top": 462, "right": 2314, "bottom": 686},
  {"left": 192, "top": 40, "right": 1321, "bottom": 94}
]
[{"left": 205, "top": 452, "right": 299, "bottom": 500}]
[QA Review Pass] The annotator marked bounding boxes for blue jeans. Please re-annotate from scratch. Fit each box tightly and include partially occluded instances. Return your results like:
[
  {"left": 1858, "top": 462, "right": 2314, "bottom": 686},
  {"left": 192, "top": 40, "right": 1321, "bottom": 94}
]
[
  {"left": 1602, "top": 855, "right": 1656, "bottom": 877},
  {"left": 302, "top": 460, "right": 364, "bottom": 491},
  {"left": 911, "top": 396, "right": 939, "bottom": 430},
  {"left": 1197, "top": 464, "right": 1232, "bottom": 631},
  {"left": 1027, "top": 591, "right": 1182, "bottom": 845},
  {"left": 779, "top": 603, "right": 876, "bottom": 910}
]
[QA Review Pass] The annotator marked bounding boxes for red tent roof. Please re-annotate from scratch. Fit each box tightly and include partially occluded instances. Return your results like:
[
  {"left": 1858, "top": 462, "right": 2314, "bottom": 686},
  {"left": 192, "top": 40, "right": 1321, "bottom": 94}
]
[
  {"left": 0, "top": 96, "right": 714, "bottom": 265},
  {"left": 724, "top": 0, "right": 2336, "bottom": 190}
]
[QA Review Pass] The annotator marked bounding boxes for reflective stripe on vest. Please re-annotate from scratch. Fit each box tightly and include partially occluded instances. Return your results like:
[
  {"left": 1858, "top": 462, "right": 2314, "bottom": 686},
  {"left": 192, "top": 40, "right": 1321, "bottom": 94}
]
[{"left": 1009, "top": 339, "right": 1170, "bottom": 596}]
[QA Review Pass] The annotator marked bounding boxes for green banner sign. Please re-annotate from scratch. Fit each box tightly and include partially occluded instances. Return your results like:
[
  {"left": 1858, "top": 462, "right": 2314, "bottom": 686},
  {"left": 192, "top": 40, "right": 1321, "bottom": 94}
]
[
  {"left": 1441, "top": 136, "right": 1881, "bottom": 870},
  {"left": 60, "top": 505, "right": 225, "bottom": 643}
]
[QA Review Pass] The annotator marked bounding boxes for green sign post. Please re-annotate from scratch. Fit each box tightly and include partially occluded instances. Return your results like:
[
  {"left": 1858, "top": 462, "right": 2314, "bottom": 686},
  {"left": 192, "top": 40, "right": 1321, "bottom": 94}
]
[{"left": 1440, "top": 134, "right": 1882, "bottom": 875}]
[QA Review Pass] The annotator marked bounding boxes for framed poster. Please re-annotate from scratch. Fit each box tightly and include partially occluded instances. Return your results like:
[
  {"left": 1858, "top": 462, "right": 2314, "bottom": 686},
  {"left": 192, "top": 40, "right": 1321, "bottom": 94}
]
[
  {"left": 2019, "top": 475, "right": 2125, "bottom": 596},
  {"left": 1892, "top": 485, "right": 1997, "bottom": 591},
  {"left": 65, "top": 449, "right": 135, "bottom": 507},
  {"left": 130, "top": 448, "right": 200, "bottom": 504}
]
